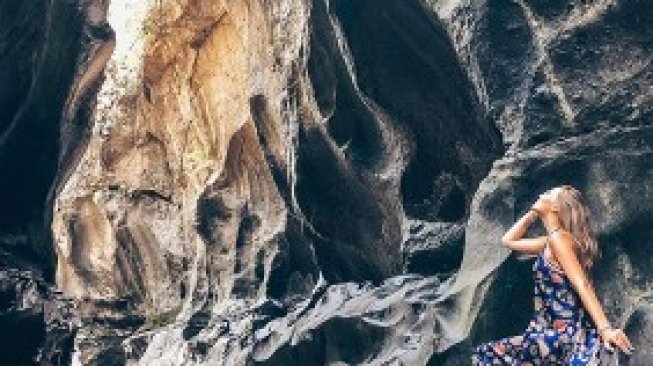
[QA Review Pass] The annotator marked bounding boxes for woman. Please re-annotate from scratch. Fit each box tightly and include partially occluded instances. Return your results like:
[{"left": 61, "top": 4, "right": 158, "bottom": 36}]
[{"left": 471, "top": 185, "right": 634, "bottom": 365}]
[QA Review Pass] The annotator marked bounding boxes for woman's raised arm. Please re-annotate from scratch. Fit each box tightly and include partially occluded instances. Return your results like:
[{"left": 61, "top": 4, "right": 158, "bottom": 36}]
[{"left": 501, "top": 209, "right": 547, "bottom": 255}]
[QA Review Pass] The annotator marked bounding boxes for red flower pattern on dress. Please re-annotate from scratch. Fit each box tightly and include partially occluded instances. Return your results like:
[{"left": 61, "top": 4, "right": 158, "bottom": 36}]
[
  {"left": 551, "top": 272, "right": 564, "bottom": 284},
  {"left": 493, "top": 343, "right": 505, "bottom": 355},
  {"left": 554, "top": 319, "right": 567, "bottom": 331}
]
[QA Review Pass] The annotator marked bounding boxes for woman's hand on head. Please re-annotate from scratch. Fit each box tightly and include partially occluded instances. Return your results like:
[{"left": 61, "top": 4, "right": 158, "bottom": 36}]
[
  {"left": 531, "top": 196, "right": 552, "bottom": 216},
  {"left": 601, "top": 328, "right": 634, "bottom": 355}
]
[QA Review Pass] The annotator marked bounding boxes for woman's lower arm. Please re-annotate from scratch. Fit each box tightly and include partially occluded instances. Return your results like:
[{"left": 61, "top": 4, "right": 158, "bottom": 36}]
[
  {"left": 576, "top": 279, "right": 611, "bottom": 330},
  {"left": 583, "top": 283, "right": 610, "bottom": 330}
]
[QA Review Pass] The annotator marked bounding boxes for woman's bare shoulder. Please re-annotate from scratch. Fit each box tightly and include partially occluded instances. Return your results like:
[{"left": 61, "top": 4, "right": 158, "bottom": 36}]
[
  {"left": 548, "top": 229, "right": 581, "bottom": 263},
  {"left": 550, "top": 228, "right": 574, "bottom": 243}
]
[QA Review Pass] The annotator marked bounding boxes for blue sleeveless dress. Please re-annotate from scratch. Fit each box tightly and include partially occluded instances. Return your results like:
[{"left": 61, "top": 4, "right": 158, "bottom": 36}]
[{"left": 471, "top": 251, "right": 602, "bottom": 365}]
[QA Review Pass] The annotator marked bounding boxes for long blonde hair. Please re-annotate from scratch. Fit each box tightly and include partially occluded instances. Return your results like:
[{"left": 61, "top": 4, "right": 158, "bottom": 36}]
[{"left": 554, "top": 185, "right": 599, "bottom": 269}]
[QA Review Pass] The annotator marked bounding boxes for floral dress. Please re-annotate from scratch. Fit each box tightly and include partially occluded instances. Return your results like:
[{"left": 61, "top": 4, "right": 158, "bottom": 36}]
[{"left": 471, "top": 249, "right": 603, "bottom": 365}]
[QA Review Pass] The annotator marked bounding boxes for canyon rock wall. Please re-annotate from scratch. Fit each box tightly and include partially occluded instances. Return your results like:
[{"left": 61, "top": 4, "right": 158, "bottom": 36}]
[
  {"left": 1, "top": 0, "right": 113, "bottom": 364},
  {"left": 433, "top": 0, "right": 653, "bottom": 364},
  {"left": 1, "top": 0, "right": 651, "bottom": 365}
]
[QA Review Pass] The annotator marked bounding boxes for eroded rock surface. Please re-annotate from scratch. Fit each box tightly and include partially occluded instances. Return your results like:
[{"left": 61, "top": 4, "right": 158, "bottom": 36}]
[
  {"left": 1, "top": 0, "right": 113, "bottom": 364},
  {"left": 431, "top": 1, "right": 653, "bottom": 365},
  {"left": 50, "top": 0, "right": 501, "bottom": 364}
]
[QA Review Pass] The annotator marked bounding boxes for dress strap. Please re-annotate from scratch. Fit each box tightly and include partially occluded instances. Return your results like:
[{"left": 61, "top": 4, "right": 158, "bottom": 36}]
[{"left": 543, "top": 233, "right": 565, "bottom": 272}]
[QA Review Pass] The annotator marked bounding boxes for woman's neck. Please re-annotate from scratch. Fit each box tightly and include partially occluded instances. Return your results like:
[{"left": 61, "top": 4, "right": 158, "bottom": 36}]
[{"left": 541, "top": 212, "right": 562, "bottom": 234}]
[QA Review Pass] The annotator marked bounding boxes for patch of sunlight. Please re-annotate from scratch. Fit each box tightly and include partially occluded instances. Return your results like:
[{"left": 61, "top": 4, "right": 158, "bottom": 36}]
[{"left": 94, "top": 0, "right": 160, "bottom": 136}]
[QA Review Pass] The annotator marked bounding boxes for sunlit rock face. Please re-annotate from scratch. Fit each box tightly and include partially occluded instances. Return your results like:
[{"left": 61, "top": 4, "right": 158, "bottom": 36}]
[
  {"left": 1, "top": 0, "right": 652, "bottom": 365},
  {"left": 52, "top": 0, "right": 502, "bottom": 363}
]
